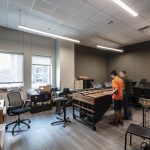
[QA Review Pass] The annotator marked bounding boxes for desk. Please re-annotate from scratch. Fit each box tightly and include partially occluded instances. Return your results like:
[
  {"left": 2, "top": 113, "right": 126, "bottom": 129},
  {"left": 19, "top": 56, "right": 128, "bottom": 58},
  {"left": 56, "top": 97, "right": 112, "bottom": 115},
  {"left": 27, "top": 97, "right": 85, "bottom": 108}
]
[
  {"left": 125, "top": 124, "right": 150, "bottom": 150},
  {"left": 0, "top": 100, "right": 4, "bottom": 124},
  {"left": 73, "top": 88, "right": 112, "bottom": 130}
]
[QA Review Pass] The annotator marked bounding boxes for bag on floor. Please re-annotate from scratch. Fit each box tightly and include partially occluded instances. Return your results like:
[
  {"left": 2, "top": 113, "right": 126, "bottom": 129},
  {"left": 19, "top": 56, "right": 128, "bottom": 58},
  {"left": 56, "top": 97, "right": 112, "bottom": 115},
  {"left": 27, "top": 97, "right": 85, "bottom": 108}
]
[{"left": 140, "top": 142, "right": 150, "bottom": 150}]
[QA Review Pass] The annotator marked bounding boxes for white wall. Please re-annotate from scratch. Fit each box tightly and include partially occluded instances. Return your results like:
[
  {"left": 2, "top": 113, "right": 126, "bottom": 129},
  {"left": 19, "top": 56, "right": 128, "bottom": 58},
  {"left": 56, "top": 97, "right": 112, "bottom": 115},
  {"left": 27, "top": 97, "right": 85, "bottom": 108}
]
[
  {"left": 56, "top": 40, "right": 75, "bottom": 90},
  {"left": 0, "top": 27, "right": 56, "bottom": 100}
]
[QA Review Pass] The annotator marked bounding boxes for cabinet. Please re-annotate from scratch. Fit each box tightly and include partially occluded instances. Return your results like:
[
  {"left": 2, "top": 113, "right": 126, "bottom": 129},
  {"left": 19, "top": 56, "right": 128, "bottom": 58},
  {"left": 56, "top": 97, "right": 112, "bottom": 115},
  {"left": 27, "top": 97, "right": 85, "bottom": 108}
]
[
  {"left": 28, "top": 92, "right": 53, "bottom": 114},
  {"left": 0, "top": 100, "right": 4, "bottom": 124},
  {"left": 74, "top": 80, "right": 83, "bottom": 90},
  {"left": 75, "top": 79, "right": 94, "bottom": 90}
]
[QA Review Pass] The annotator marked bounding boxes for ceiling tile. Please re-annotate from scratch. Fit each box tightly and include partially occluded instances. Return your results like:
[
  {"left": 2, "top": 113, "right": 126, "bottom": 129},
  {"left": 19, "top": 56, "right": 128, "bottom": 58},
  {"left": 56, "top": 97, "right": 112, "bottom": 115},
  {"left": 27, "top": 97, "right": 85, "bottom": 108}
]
[
  {"left": 90, "top": 10, "right": 111, "bottom": 24},
  {"left": 93, "top": 17, "right": 130, "bottom": 33},
  {"left": 123, "top": 0, "right": 141, "bottom": 5},
  {"left": 10, "top": 0, "right": 34, "bottom": 8},
  {"left": 79, "top": 19, "right": 96, "bottom": 31},
  {"left": 124, "top": 30, "right": 150, "bottom": 42},
  {"left": 86, "top": 0, "right": 109, "bottom": 10},
  {"left": 102, "top": 1, "right": 124, "bottom": 16},
  {"left": 76, "top": 3, "right": 99, "bottom": 18},
  {"left": 31, "top": 9, "right": 50, "bottom": 20},
  {"left": 27, "top": 16, "right": 48, "bottom": 28},
  {"left": 44, "top": 0, "right": 61, "bottom": 5},
  {"left": 86, "top": 35, "right": 122, "bottom": 48},
  {"left": 114, "top": 10, "right": 149, "bottom": 30},
  {"left": 66, "top": 14, "right": 86, "bottom": 29},
  {"left": 58, "top": 0, "right": 85, "bottom": 12},
  {"left": 67, "top": 14, "right": 86, "bottom": 25},
  {"left": 51, "top": 8, "right": 72, "bottom": 21},
  {"left": 133, "top": 0, "right": 150, "bottom": 13},
  {"left": 0, "top": 0, "right": 8, "bottom": 26},
  {"left": 0, "top": 0, "right": 149, "bottom": 49},
  {"left": 33, "top": 0, "right": 56, "bottom": 15},
  {"left": 140, "top": 9, "right": 150, "bottom": 21}
]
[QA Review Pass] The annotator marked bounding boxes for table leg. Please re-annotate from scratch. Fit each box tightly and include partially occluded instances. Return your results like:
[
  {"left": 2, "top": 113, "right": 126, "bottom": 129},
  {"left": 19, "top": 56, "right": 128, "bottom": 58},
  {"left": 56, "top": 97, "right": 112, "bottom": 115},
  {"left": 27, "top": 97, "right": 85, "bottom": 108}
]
[
  {"left": 130, "top": 133, "right": 132, "bottom": 146},
  {"left": 73, "top": 100, "right": 76, "bottom": 119},
  {"left": 145, "top": 108, "right": 146, "bottom": 127},
  {"left": 143, "top": 107, "right": 145, "bottom": 127},
  {"left": 124, "top": 132, "right": 128, "bottom": 150}
]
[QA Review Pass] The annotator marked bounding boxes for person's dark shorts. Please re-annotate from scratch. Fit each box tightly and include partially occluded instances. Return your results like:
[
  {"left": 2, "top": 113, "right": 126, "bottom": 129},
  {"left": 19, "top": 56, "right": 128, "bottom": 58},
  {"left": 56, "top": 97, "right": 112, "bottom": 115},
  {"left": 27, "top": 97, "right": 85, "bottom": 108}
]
[{"left": 113, "top": 100, "right": 123, "bottom": 111}]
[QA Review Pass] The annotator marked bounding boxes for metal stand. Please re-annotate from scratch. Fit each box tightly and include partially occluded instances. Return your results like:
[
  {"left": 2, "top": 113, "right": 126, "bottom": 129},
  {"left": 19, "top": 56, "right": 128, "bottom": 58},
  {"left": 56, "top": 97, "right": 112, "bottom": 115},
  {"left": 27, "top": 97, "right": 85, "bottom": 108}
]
[{"left": 51, "top": 99, "right": 72, "bottom": 127}]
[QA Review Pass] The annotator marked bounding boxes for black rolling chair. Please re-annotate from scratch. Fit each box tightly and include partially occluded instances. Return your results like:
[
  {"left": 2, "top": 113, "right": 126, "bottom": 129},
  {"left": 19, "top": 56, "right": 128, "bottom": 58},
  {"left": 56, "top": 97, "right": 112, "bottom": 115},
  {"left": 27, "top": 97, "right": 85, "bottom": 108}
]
[{"left": 6, "top": 91, "right": 31, "bottom": 135}]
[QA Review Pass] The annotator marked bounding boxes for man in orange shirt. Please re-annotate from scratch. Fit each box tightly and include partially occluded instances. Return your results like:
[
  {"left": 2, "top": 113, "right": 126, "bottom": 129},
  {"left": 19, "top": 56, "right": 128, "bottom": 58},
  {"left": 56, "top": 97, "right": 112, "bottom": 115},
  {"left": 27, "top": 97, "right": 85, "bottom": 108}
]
[{"left": 110, "top": 70, "right": 124, "bottom": 126}]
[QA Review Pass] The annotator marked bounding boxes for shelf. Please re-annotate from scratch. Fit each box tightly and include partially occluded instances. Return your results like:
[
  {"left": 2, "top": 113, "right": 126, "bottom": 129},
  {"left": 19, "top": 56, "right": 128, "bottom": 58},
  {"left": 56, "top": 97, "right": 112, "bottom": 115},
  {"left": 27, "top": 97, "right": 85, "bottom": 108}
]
[{"left": 73, "top": 103, "right": 95, "bottom": 113}]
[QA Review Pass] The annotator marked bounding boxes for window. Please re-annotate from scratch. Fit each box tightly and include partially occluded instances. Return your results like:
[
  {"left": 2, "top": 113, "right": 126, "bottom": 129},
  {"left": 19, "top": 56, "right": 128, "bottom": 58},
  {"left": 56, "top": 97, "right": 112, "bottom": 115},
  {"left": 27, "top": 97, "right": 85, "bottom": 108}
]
[
  {"left": 32, "top": 56, "right": 52, "bottom": 89},
  {"left": 0, "top": 52, "right": 24, "bottom": 88}
]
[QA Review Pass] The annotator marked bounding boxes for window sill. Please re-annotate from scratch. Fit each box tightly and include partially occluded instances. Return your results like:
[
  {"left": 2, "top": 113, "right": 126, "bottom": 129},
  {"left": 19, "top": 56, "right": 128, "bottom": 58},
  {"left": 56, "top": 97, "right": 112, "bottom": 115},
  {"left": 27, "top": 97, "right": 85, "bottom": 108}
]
[{"left": 0, "top": 87, "right": 24, "bottom": 93}]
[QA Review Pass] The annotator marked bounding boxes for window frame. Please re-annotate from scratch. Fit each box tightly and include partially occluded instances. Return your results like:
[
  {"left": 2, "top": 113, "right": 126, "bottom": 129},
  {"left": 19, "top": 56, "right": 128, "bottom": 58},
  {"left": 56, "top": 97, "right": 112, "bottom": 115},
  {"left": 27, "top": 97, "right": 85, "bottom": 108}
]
[{"left": 31, "top": 55, "right": 52, "bottom": 89}]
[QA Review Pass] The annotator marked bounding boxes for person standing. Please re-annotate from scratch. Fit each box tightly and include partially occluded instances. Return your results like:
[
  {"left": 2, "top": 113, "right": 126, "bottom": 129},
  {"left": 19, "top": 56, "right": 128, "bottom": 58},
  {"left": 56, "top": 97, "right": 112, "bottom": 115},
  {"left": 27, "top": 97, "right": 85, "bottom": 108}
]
[
  {"left": 110, "top": 70, "right": 124, "bottom": 126},
  {"left": 119, "top": 71, "right": 132, "bottom": 120}
]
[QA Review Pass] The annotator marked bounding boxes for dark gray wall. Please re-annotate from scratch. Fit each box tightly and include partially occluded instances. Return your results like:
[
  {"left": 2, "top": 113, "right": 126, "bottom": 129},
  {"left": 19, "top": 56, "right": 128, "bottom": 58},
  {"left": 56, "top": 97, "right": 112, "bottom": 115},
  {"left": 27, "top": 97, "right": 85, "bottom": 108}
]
[
  {"left": 75, "top": 41, "right": 150, "bottom": 83},
  {"left": 107, "top": 41, "right": 150, "bottom": 82},
  {"left": 75, "top": 45, "right": 107, "bottom": 83}
]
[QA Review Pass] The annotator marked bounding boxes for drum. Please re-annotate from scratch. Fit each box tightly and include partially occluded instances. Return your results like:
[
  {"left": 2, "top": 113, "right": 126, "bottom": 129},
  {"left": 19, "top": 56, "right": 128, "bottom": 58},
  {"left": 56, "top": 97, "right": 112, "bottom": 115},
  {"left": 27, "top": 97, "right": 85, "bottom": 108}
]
[{"left": 139, "top": 98, "right": 150, "bottom": 108}]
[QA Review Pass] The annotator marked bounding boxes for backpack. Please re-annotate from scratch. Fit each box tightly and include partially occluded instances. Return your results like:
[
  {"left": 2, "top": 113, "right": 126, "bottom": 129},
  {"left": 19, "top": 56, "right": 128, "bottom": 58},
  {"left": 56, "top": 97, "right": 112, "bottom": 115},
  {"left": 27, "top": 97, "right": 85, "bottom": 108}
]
[{"left": 140, "top": 142, "right": 150, "bottom": 150}]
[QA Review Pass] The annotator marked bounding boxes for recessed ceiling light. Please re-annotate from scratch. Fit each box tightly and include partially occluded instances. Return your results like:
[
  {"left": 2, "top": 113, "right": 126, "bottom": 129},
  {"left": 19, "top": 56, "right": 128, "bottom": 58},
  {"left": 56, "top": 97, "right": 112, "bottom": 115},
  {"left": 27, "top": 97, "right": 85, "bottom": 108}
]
[
  {"left": 111, "top": 0, "right": 138, "bottom": 17},
  {"left": 97, "top": 45, "right": 123, "bottom": 53},
  {"left": 18, "top": 25, "right": 80, "bottom": 43}
]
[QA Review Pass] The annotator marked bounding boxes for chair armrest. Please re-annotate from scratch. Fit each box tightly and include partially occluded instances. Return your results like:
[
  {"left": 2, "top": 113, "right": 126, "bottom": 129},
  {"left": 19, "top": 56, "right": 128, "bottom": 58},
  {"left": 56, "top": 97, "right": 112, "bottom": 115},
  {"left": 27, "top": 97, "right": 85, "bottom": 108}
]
[
  {"left": 7, "top": 106, "right": 13, "bottom": 115},
  {"left": 23, "top": 100, "right": 31, "bottom": 107},
  {"left": 7, "top": 106, "right": 13, "bottom": 109}
]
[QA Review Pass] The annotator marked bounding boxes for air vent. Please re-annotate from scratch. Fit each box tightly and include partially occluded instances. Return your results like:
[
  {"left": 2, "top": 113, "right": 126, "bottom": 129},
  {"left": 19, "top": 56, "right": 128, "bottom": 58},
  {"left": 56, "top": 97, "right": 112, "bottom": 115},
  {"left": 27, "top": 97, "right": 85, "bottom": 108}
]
[
  {"left": 107, "top": 20, "right": 114, "bottom": 25},
  {"left": 138, "top": 25, "right": 150, "bottom": 31}
]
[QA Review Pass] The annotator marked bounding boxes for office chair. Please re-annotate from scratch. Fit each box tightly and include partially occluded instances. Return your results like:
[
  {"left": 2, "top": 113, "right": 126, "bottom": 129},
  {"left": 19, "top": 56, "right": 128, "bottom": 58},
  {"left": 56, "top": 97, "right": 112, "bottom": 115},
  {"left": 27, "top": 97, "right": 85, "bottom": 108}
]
[{"left": 6, "top": 91, "right": 31, "bottom": 135}]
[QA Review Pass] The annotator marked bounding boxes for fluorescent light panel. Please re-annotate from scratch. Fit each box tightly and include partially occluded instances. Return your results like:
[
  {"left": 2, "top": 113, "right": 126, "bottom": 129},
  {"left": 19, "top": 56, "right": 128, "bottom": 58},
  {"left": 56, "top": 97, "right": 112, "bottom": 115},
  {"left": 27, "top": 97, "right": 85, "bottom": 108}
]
[
  {"left": 97, "top": 45, "right": 123, "bottom": 52},
  {"left": 112, "top": 0, "right": 138, "bottom": 17},
  {"left": 18, "top": 25, "right": 80, "bottom": 43}
]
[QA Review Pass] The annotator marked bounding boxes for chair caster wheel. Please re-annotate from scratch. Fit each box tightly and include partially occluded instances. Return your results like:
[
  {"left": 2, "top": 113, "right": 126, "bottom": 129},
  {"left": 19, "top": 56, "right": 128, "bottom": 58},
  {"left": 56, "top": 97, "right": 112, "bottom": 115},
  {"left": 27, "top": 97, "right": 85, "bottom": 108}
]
[
  {"left": 73, "top": 116, "right": 76, "bottom": 119},
  {"left": 5, "top": 126, "right": 8, "bottom": 130},
  {"left": 28, "top": 126, "right": 30, "bottom": 129},
  {"left": 29, "top": 120, "right": 31, "bottom": 123},
  {"left": 92, "top": 126, "right": 96, "bottom": 131}
]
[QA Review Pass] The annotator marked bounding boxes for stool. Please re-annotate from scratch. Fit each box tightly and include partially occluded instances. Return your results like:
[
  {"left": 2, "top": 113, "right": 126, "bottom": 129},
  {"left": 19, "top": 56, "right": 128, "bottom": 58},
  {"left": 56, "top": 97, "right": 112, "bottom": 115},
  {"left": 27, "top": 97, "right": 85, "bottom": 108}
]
[
  {"left": 124, "top": 124, "right": 150, "bottom": 150},
  {"left": 139, "top": 98, "right": 150, "bottom": 127},
  {"left": 51, "top": 97, "right": 71, "bottom": 127}
]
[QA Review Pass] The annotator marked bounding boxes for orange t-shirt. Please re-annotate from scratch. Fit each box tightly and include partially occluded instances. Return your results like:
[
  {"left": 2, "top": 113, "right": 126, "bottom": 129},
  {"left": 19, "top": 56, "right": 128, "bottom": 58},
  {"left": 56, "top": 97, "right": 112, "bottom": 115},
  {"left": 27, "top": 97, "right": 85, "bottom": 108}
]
[{"left": 112, "top": 76, "right": 124, "bottom": 100}]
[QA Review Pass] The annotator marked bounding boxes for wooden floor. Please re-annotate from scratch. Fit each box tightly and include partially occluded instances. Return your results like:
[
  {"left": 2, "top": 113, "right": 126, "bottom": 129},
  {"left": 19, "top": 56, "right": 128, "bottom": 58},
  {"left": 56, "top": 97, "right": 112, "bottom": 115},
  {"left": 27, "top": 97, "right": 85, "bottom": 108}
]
[{"left": 4, "top": 107, "right": 150, "bottom": 150}]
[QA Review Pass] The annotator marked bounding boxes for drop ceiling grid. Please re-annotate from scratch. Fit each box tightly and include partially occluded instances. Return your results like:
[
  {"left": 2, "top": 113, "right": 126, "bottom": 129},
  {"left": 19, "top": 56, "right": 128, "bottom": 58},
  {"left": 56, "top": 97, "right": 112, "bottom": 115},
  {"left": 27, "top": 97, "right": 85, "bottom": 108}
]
[{"left": 0, "top": 0, "right": 150, "bottom": 48}]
